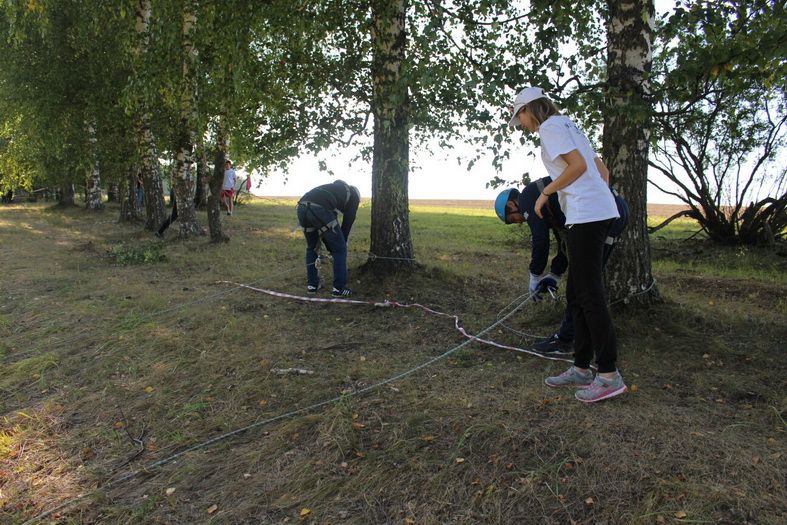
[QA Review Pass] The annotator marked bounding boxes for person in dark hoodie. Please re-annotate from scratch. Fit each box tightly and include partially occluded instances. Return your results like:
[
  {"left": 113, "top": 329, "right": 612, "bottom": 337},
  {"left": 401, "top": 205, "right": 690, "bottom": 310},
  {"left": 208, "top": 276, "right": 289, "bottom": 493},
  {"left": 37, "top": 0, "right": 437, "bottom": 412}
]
[{"left": 296, "top": 180, "right": 360, "bottom": 297}]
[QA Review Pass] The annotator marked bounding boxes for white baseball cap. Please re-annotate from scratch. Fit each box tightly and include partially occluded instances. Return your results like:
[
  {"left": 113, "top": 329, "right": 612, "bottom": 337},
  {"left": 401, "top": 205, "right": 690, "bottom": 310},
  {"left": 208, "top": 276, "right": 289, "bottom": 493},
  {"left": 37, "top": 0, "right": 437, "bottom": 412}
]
[{"left": 508, "top": 86, "right": 547, "bottom": 127}]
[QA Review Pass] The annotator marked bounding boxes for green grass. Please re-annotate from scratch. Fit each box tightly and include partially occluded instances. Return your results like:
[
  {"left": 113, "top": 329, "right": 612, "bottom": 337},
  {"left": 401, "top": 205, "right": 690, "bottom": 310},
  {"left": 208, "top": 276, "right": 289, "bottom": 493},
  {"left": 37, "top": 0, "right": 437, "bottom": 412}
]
[{"left": 0, "top": 200, "right": 784, "bottom": 525}]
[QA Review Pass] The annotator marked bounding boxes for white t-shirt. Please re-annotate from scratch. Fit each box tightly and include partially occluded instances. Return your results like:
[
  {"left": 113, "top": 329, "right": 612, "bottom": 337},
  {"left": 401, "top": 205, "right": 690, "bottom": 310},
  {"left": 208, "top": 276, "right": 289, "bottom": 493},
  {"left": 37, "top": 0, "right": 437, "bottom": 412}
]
[
  {"left": 538, "top": 115, "right": 619, "bottom": 225},
  {"left": 222, "top": 168, "right": 236, "bottom": 191}
]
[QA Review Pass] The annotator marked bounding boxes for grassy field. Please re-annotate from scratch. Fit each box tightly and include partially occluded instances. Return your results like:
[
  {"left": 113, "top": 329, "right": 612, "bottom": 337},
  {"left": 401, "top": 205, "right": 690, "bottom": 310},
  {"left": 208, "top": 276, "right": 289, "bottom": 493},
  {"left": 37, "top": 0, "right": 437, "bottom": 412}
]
[{"left": 1, "top": 199, "right": 785, "bottom": 525}]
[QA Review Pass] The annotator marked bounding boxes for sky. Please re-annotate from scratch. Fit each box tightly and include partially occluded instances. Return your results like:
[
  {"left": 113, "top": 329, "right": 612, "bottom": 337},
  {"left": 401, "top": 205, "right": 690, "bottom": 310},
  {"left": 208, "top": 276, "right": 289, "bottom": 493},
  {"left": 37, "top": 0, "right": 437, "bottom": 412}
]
[
  {"left": 245, "top": 125, "right": 683, "bottom": 205},
  {"left": 245, "top": 0, "right": 682, "bottom": 204}
]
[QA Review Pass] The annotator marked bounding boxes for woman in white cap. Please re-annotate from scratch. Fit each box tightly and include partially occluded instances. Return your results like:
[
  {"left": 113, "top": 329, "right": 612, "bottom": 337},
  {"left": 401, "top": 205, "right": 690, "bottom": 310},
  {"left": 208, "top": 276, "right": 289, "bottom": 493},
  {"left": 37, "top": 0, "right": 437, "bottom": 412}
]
[{"left": 509, "top": 87, "right": 627, "bottom": 403}]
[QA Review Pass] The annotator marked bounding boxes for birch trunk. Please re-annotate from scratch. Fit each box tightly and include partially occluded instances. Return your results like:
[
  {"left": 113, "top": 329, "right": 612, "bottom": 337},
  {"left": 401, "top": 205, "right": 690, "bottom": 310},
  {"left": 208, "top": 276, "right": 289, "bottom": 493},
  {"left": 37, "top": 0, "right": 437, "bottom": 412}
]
[
  {"left": 85, "top": 121, "right": 104, "bottom": 211},
  {"left": 194, "top": 139, "right": 209, "bottom": 209},
  {"left": 368, "top": 0, "right": 415, "bottom": 271},
  {"left": 207, "top": 119, "right": 229, "bottom": 242},
  {"left": 134, "top": 0, "right": 166, "bottom": 231},
  {"left": 603, "top": 0, "right": 659, "bottom": 305},
  {"left": 171, "top": 0, "right": 204, "bottom": 237}
]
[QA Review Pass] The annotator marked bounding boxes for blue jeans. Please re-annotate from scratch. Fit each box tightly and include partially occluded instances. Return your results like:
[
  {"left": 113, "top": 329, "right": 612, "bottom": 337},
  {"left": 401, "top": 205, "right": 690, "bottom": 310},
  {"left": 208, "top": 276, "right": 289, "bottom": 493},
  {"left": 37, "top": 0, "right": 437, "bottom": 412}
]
[{"left": 296, "top": 203, "right": 348, "bottom": 290}]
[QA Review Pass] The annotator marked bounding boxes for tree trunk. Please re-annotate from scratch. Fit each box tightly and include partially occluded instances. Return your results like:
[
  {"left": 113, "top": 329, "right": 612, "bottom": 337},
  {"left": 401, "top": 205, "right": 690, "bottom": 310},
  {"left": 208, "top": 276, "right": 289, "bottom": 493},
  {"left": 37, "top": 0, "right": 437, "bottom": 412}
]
[
  {"left": 107, "top": 183, "right": 118, "bottom": 202},
  {"left": 119, "top": 165, "right": 142, "bottom": 222},
  {"left": 59, "top": 177, "right": 75, "bottom": 207},
  {"left": 171, "top": 0, "right": 204, "bottom": 238},
  {"left": 134, "top": 0, "right": 167, "bottom": 231},
  {"left": 603, "top": 0, "right": 659, "bottom": 305},
  {"left": 367, "top": 0, "right": 415, "bottom": 272},
  {"left": 85, "top": 121, "right": 104, "bottom": 211},
  {"left": 194, "top": 139, "right": 209, "bottom": 209},
  {"left": 207, "top": 121, "right": 229, "bottom": 242}
]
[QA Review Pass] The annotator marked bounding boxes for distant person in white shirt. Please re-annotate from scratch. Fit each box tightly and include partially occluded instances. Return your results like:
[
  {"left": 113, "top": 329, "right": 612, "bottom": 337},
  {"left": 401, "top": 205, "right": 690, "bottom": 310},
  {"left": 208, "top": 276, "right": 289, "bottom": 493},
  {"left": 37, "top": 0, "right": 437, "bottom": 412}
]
[
  {"left": 221, "top": 160, "right": 236, "bottom": 216},
  {"left": 509, "top": 86, "right": 626, "bottom": 403}
]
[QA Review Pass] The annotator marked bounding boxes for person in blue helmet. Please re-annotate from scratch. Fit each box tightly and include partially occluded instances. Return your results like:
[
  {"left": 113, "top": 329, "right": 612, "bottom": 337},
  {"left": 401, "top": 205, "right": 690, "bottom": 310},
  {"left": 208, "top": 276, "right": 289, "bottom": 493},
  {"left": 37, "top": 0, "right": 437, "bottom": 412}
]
[
  {"left": 296, "top": 180, "right": 360, "bottom": 297},
  {"left": 506, "top": 86, "right": 628, "bottom": 403},
  {"left": 495, "top": 181, "right": 629, "bottom": 355}
]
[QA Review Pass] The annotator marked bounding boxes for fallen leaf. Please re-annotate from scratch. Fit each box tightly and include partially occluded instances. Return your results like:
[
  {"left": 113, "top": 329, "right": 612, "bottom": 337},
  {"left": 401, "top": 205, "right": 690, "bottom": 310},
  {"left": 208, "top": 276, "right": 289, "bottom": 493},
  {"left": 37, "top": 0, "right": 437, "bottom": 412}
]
[
  {"left": 144, "top": 386, "right": 154, "bottom": 393},
  {"left": 351, "top": 422, "right": 366, "bottom": 430},
  {"left": 767, "top": 437, "right": 776, "bottom": 444},
  {"left": 630, "top": 384, "right": 638, "bottom": 393},
  {"left": 258, "top": 399, "right": 268, "bottom": 407},
  {"left": 702, "top": 353, "right": 710, "bottom": 359},
  {"left": 354, "top": 451, "right": 365, "bottom": 458},
  {"left": 584, "top": 497, "right": 594, "bottom": 508},
  {"left": 674, "top": 510, "right": 687, "bottom": 519},
  {"left": 422, "top": 435, "right": 434, "bottom": 443},
  {"left": 403, "top": 519, "right": 415, "bottom": 525},
  {"left": 207, "top": 504, "right": 218, "bottom": 514},
  {"left": 299, "top": 508, "right": 311, "bottom": 518},
  {"left": 165, "top": 487, "right": 175, "bottom": 496},
  {"left": 113, "top": 421, "right": 124, "bottom": 429},
  {"left": 243, "top": 473, "right": 251, "bottom": 479},
  {"left": 455, "top": 457, "right": 465, "bottom": 464}
]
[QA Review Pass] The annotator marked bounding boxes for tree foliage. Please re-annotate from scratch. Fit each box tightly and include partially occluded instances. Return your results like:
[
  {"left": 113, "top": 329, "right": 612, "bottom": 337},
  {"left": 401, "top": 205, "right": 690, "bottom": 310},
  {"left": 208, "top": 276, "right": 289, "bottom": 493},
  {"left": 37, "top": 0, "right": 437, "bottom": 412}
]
[{"left": 650, "top": 0, "right": 787, "bottom": 244}]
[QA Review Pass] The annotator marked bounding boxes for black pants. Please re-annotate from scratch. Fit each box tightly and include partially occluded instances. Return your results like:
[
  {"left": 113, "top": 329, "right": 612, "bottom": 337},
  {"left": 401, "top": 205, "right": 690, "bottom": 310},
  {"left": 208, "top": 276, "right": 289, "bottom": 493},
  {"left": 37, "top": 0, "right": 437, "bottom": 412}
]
[{"left": 565, "top": 219, "right": 617, "bottom": 373}]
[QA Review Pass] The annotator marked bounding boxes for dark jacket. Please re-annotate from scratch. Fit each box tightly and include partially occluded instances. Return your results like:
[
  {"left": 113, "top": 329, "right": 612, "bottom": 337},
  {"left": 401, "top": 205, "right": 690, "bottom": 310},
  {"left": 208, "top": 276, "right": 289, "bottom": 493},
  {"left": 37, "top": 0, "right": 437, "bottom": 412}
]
[
  {"left": 299, "top": 181, "right": 360, "bottom": 240},
  {"left": 518, "top": 177, "right": 567, "bottom": 277}
]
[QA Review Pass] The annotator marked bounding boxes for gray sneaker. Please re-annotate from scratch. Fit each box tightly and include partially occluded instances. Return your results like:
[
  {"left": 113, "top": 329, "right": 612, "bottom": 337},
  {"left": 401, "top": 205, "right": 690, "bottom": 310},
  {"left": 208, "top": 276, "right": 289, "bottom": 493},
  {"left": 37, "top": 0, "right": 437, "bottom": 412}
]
[
  {"left": 545, "top": 366, "right": 594, "bottom": 388},
  {"left": 575, "top": 373, "right": 627, "bottom": 403}
]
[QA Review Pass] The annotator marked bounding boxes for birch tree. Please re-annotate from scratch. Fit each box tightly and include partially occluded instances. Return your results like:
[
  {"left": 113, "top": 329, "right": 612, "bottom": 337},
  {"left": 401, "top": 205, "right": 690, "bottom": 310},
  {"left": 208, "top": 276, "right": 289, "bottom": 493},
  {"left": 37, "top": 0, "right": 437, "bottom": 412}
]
[
  {"left": 170, "top": 0, "right": 204, "bottom": 237},
  {"left": 132, "top": 0, "right": 167, "bottom": 231},
  {"left": 369, "top": 0, "right": 414, "bottom": 268},
  {"left": 603, "top": 0, "right": 659, "bottom": 304}
]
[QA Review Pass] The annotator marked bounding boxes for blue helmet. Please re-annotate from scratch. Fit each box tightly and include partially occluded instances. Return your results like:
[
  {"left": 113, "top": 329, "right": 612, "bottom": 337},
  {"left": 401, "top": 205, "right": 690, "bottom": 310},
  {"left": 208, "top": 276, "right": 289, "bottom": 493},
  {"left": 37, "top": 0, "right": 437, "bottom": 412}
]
[{"left": 494, "top": 188, "right": 520, "bottom": 223}]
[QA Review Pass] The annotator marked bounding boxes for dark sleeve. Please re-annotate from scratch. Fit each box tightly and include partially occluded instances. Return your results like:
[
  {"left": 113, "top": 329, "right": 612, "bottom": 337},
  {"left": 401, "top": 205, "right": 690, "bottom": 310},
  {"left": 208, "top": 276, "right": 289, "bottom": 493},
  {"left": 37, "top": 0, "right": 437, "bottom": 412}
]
[
  {"left": 550, "top": 229, "right": 568, "bottom": 276},
  {"left": 520, "top": 185, "right": 549, "bottom": 276},
  {"left": 528, "top": 214, "right": 551, "bottom": 276},
  {"left": 340, "top": 193, "right": 359, "bottom": 241}
]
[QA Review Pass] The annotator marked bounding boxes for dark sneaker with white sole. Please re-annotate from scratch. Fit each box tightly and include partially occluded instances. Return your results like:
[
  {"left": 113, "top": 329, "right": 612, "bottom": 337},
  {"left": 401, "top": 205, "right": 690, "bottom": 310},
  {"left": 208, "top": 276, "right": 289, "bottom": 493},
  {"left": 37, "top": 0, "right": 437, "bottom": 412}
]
[
  {"left": 532, "top": 333, "right": 573, "bottom": 354},
  {"left": 331, "top": 287, "right": 353, "bottom": 297},
  {"left": 306, "top": 284, "right": 322, "bottom": 293}
]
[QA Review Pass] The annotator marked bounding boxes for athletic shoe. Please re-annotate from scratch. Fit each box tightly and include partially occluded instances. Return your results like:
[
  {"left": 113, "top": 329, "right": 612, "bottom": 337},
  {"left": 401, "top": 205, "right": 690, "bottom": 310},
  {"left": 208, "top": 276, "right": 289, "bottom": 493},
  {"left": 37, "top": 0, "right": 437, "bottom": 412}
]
[
  {"left": 331, "top": 287, "right": 352, "bottom": 297},
  {"left": 532, "top": 333, "right": 573, "bottom": 354},
  {"left": 544, "top": 366, "right": 593, "bottom": 388},
  {"left": 227, "top": 211, "right": 232, "bottom": 216},
  {"left": 575, "top": 373, "right": 628, "bottom": 403},
  {"left": 306, "top": 283, "right": 322, "bottom": 293}
]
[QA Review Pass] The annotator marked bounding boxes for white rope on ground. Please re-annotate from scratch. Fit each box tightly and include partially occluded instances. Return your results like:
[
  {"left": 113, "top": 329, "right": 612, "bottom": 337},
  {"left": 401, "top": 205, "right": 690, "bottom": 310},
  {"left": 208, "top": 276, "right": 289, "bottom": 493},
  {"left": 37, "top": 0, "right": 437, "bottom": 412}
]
[
  {"left": 366, "top": 252, "right": 418, "bottom": 262},
  {"left": 228, "top": 282, "right": 575, "bottom": 366},
  {"left": 20, "top": 288, "right": 538, "bottom": 525}
]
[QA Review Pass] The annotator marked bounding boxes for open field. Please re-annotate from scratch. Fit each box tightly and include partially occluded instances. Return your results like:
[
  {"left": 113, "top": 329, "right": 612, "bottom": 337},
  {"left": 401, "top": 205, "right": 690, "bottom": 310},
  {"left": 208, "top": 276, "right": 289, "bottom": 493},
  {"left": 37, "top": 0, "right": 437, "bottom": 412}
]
[
  {"left": 265, "top": 197, "right": 691, "bottom": 218},
  {"left": 1, "top": 199, "right": 785, "bottom": 524}
]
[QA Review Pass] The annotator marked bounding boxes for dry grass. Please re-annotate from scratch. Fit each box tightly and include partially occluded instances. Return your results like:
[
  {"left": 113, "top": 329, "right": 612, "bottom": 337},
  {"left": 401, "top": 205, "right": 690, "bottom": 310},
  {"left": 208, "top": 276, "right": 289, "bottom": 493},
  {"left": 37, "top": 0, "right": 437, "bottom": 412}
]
[{"left": 0, "top": 199, "right": 785, "bottom": 525}]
